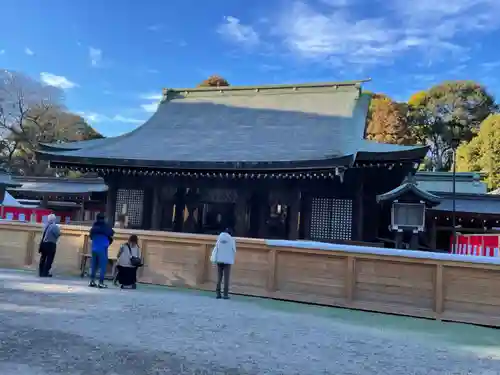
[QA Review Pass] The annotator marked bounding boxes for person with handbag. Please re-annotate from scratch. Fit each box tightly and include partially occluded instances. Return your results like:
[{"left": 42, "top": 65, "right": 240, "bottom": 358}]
[
  {"left": 38, "top": 214, "right": 61, "bottom": 277},
  {"left": 116, "top": 234, "right": 142, "bottom": 289},
  {"left": 210, "top": 228, "right": 236, "bottom": 299},
  {"left": 88, "top": 213, "right": 114, "bottom": 288}
]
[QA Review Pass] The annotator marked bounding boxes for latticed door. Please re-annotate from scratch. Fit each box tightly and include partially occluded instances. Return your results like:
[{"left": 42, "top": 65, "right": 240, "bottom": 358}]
[
  {"left": 115, "top": 189, "right": 145, "bottom": 228},
  {"left": 309, "top": 197, "right": 353, "bottom": 241}
]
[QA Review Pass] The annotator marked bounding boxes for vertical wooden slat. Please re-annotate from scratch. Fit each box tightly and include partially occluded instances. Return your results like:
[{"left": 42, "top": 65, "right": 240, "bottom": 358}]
[
  {"left": 345, "top": 256, "right": 356, "bottom": 304},
  {"left": 196, "top": 244, "right": 211, "bottom": 285},
  {"left": 24, "top": 231, "right": 35, "bottom": 266},
  {"left": 138, "top": 238, "right": 148, "bottom": 280},
  {"left": 434, "top": 264, "right": 444, "bottom": 318},
  {"left": 267, "top": 248, "right": 277, "bottom": 292}
]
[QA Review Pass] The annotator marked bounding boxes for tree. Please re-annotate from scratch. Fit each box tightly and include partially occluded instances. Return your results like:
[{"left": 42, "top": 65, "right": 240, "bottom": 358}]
[
  {"left": 197, "top": 75, "right": 230, "bottom": 87},
  {"left": 365, "top": 93, "right": 414, "bottom": 145},
  {"left": 456, "top": 114, "right": 500, "bottom": 190},
  {"left": 407, "top": 81, "right": 497, "bottom": 171},
  {"left": 0, "top": 70, "right": 102, "bottom": 175}
]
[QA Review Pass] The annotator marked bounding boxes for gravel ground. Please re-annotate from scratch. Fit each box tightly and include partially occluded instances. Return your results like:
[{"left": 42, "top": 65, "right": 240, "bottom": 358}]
[{"left": 0, "top": 269, "right": 499, "bottom": 374}]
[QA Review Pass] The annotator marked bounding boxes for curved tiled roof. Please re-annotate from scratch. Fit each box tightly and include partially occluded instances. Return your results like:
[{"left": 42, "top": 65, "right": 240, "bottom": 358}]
[{"left": 37, "top": 81, "right": 428, "bottom": 170}]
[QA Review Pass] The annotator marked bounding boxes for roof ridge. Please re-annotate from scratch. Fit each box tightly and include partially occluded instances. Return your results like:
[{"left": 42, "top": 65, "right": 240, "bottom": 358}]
[{"left": 162, "top": 79, "right": 371, "bottom": 96}]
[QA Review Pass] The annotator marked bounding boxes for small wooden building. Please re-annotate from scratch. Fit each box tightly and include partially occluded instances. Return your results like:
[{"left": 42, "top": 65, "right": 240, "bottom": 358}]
[
  {"left": 7, "top": 176, "right": 107, "bottom": 222},
  {"left": 38, "top": 81, "right": 428, "bottom": 241}
]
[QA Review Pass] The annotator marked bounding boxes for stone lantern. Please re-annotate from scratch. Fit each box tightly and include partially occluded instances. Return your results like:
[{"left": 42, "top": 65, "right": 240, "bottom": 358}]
[{"left": 377, "top": 174, "right": 441, "bottom": 249}]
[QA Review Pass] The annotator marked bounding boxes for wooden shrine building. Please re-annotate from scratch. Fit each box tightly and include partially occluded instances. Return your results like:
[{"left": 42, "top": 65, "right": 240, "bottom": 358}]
[
  {"left": 7, "top": 176, "right": 107, "bottom": 222},
  {"left": 37, "top": 81, "right": 428, "bottom": 242}
]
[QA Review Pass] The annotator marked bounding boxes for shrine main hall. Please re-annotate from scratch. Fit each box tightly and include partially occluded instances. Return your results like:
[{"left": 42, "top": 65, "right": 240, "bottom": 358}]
[{"left": 38, "top": 80, "right": 427, "bottom": 243}]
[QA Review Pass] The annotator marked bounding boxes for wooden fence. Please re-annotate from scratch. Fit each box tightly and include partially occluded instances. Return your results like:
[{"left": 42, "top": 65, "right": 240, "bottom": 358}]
[{"left": 0, "top": 221, "right": 499, "bottom": 327}]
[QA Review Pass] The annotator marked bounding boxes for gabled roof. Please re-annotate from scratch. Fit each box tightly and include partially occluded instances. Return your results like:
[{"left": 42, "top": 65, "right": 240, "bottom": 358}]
[
  {"left": 377, "top": 174, "right": 441, "bottom": 206},
  {"left": 8, "top": 177, "right": 107, "bottom": 195},
  {"left": 37, "top": 81, "right": 428, "bottom": 171}
]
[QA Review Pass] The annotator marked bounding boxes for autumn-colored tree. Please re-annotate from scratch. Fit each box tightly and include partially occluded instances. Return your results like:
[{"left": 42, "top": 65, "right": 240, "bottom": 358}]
[
  {"left": 365, "top": 93, "right": 413, "bottom": 145},
  {"left": 456, "top": 114, "right": 500, "bottom": 190},
  {"left": 407, "top": 81, "right": 497, "bottom": 171},
  {"left": 197, "top": 75, "right": 230, "bottom": 87}
]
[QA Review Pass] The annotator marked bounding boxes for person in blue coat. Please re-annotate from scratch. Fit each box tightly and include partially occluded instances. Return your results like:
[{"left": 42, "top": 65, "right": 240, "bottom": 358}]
[{"left": 88, "top": 213, "right": 114, "bottom": 288}]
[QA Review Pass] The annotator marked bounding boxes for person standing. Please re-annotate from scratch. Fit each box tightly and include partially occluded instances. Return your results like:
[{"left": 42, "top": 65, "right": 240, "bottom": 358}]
[
  {"left": 88, "top": 213, "right": 114, "bottom": 288},
  {"left": 38, "top": 214, "right": 61, "bottom": 277},
  {"left": 210, "top": 228, "right": 236, "bottom": 299},
  {"left": 116, "top": 234, "right": 142, "bottom": 289}
]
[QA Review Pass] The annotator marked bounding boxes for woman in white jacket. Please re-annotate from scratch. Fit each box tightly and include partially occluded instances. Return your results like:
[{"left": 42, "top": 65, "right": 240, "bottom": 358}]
[{"left": 211, "top": 228, "right": 236, "bottom": 299}]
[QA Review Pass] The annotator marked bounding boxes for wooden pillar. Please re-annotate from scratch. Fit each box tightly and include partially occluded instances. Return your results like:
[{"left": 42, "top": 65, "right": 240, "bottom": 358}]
[
  {"left": 410, "top": 231, "right": 419, "bottom": 249},
  {"left": 287, "top": 190, "right": 301, "bottom": 240},
  {"left": 430, "top": 215, "right": 437, "bottom": 250},
  {"left": 234, "top": 192, "right": 249, "bottom": 237},
  {"left": 257, "top": 193, "right": 268, "bottom": 238},
  {"left": 40, "top": 196, "right": 49, "bottom": 209},
  {"left": 354, "top": 177, "right": 364, "bottom": 241},
  {"left": 151, "top": 186, "right": 162, "bottom": 231},
  {"left": 173, "top": 188, "right": 186, "bottom": 232},
  {"left": 105, "top": 183, "right": 118, "bottom": 225},
  {"left": 141, "top": 187, "right": 154, "bottom": 230}
]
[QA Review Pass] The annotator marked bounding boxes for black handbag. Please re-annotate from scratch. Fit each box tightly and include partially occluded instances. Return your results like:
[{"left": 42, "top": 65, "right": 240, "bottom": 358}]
[
  {"left": 38, "top": 224, "right": 51, "bottom": 253},
  {"left": 127, "top": 243, "right": 143, "bottom": 267}
]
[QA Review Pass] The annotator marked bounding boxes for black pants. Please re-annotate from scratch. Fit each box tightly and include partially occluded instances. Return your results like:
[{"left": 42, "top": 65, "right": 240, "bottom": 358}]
[
  {"left": 117, "top": 265, "right": 137, "bottom": 286},
  {"left": 216, "top": 263, "right": 231, "bottom": 296},
  {"left": 39, "top": 242, "right": 57, "bottom": 277}
]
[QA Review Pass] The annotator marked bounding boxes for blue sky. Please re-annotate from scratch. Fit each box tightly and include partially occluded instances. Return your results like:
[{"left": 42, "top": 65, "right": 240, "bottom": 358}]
[{"left": 1, "top": 0, "right": 500, "bottom": 136}]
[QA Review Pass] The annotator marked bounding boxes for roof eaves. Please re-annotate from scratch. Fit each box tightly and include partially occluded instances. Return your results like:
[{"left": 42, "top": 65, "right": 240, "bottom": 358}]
[
  {"left": 36, "top": 150, "right": 356, "bottom": 171},
  {"left": 356, "top": 145, "right": 429, "bottom": 162},
  {"left": 162, "top": 79, "right": 371, "bottom": 96},
  {"left": 377, "top": 183, "right": 441, "bottom": 204}
]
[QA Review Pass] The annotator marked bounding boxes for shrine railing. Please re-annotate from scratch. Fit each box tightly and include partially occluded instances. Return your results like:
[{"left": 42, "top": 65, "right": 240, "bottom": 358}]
[{"left": 0, "top": 221, "right": 499, "bottom": 327}]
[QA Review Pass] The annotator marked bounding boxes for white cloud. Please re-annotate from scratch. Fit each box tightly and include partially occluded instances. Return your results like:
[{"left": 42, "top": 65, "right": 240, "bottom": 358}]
[
  {"left": 140, "top": 93, "right": 162, "bottom": 101},
  {"left": 275, "top": 0, "right": 500, "bottom": 68},
  {"left": 24, "top": 48, "right": 34, "bottom": 56},
  {"left": 80, "top": 112, "right": 143, "bottom": 124},
  {"left": 139, "top": 93, "right": 162, "bottom": 113},
  {"left": 148, "top": 24, "right": 163, "bottom": 31},
  {"left": 40, "top": 72, "right": 78, "bottom": 89},
  {"left": 89, "top": 47, "right": 102, "bottom": 67},
  {"left": 217, "top": 16, "right": 259, "bottom": 46}
]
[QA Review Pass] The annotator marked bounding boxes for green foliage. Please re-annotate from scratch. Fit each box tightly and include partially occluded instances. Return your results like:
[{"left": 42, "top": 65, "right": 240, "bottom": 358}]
[
  {"left": 407, "top": 80, "right": 497, "bottom": 171},
  {"left": 456, "top": 114, "right": 500, "bottom": 189}
]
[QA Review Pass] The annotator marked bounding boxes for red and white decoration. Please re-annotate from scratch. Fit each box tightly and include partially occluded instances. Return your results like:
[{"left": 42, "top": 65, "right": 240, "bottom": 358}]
[{"left": 451, "top": 234, "right": 500, "bottom": 257}]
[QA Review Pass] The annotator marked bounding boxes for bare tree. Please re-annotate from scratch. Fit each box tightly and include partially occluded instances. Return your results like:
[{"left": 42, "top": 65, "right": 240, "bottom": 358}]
[{"left": 0, "top": 70, "right": 102, "bottom": 175}]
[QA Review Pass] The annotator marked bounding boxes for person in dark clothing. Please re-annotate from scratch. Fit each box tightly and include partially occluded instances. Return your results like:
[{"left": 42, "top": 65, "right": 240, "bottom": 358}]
[
  {"left": 38, "top": 214, "right": 61, "bottom": 277},
  {"left": 116, "top": 234, "right": 141, "bottom": 289},
  {"left": 88, "top": 213, "right": 114, "bottom": 288}
]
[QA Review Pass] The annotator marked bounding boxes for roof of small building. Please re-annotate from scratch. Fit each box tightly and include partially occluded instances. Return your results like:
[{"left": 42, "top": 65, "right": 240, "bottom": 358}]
[
  {"left": 377, "top": 174, "right": 442, "bottom": 205},
  {"left": 0, "top": 172, "right": 22, "bottom": 187},
  {"left": 37, "top": 81, "right": 428, "bottom": 170},
  {"left": 8, "top": 177, "right": 108, "bottom": 195},
  {"left": 432, "top": 192, "right": 500, "bottom": 215}
]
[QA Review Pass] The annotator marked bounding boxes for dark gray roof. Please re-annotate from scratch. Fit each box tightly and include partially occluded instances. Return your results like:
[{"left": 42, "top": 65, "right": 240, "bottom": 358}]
[
  {"left": 37, "top": 81, "right": 428, "bottom": 170},
  {"left": 432, "top": 193, "right": 500, "bottom": 215},
  {"left": 0, "top": 172, "right": 22, "bottom": 187},
  {"left": 8, "top": 177, "right": 107, "bottom": 195},
  {"left": 377, "top": 175, "right": 441, "bottom": 205},
  {"left": 39, "top": 138, "right": 110, "bottom": 151}
]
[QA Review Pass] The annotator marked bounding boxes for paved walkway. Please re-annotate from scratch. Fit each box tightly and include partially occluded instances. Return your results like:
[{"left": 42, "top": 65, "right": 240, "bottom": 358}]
[{"left": 0, "top": 269, "right": 499, "bottom": 374}]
